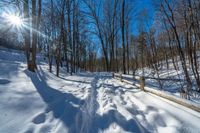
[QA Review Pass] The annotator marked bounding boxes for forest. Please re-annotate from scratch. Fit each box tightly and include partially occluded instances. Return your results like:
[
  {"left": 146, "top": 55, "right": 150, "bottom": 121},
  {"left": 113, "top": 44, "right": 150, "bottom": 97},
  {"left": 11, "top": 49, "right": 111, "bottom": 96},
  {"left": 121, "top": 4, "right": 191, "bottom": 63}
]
[
  {"left": 1, "top": 0, "right": 200, "bottom": 91},
  {"left": 0, "top": 0, "right": 200, "bottom": 133}
]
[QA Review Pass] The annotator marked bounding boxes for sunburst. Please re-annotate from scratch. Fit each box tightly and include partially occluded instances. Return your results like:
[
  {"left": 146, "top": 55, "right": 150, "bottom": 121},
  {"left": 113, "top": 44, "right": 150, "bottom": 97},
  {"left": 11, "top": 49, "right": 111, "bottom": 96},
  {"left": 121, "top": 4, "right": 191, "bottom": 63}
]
[{"left": 7, "top": 14, "right": 23, "bottom": 27}]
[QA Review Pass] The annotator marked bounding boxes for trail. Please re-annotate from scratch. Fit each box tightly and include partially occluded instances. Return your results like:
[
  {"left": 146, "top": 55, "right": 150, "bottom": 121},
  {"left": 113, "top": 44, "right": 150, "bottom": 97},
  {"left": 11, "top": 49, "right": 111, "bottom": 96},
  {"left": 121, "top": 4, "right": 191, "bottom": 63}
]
[
  {"left": 0, "top": 49, "right": 200, "bottom": 133},
  {"left": 92, "top": 76, "right": 200, "bottom": 133}
]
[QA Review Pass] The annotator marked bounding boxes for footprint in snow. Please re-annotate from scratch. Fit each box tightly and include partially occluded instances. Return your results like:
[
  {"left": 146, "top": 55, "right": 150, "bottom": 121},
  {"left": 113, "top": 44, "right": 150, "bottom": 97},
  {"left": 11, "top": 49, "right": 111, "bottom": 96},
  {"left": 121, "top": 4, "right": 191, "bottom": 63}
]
[
  {"left": 0, "top": 79, "right": 10, "bottom": 84},
  {"left": 32, "top": 113, "right": 46, "bottom": 124},
  {"left": 23, "top": 126, "right": 34, "bottom": 133},
  {"left": 39, "top": 125, "right": 52, "bottom": 133}
]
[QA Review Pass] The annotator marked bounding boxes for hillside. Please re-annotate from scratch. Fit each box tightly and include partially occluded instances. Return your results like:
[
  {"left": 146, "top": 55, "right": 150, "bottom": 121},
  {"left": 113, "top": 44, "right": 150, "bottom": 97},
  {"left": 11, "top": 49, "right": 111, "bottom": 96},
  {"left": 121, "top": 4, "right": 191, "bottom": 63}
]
[{"left": 0, "top": 49, "right": 200, "bottom": 133}]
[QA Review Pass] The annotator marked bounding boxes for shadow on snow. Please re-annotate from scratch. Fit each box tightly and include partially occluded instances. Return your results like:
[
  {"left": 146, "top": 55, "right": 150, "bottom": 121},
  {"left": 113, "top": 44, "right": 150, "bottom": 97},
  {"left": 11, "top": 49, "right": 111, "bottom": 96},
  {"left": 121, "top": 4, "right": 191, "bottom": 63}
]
[{"left": 25, "top": 69, "right": 150, "bottom": 133}]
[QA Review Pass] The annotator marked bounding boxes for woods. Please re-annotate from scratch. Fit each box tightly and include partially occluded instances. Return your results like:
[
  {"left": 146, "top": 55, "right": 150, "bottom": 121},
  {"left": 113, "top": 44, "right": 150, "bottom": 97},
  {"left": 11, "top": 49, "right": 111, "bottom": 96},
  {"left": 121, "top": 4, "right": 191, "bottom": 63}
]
[
  {"left": 1, "top": 1, "right": 200, "bottom": 132},
  {"left": 0, "top": 0, "right": 200, "bottom": 92}
]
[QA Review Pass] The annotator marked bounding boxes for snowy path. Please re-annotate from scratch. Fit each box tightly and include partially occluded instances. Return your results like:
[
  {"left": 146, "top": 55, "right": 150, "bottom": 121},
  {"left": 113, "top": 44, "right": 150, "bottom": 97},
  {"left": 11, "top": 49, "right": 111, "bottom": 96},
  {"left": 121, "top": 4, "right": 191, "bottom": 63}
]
[
  {"left": 94, "top": 77, "right": 200, "bottom": 133},
  {"left": 0, "top": 50, "right": 200, "bottom": 133},
  {"left": 82, "top": 75, "right": 200, "bottom": 133}
]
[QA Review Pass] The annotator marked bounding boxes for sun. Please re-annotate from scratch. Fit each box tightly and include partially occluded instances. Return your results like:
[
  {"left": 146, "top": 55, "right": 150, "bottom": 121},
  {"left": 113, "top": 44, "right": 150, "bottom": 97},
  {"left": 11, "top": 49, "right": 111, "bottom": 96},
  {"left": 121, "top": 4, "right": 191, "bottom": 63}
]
[
  {"left": 2, "top": 11, "right": 24, "bottom": 28},
  {"left": 7, "top": 14, "right": 23, "bottom": 27}
]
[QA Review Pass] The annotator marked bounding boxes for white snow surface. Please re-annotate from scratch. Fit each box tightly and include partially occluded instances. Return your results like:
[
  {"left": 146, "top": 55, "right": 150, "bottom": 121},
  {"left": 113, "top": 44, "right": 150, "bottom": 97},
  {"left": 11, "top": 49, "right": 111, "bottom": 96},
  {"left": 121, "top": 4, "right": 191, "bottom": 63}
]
[{"left": 0, "top": 49, "right": 200, "bottom": 133}]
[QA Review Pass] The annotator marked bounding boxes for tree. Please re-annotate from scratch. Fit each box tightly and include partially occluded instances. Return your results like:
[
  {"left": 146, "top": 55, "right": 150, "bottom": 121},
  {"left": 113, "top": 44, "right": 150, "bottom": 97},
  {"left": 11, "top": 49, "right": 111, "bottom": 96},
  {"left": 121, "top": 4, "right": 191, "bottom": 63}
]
[
  {"left": 160, "top": 0, "right": 192, "bottom": 89},
  {"left": 23, "top": 0, "right": 31, "bottom": 71},
  {"left": 120, "top": 0, "right": 126, "bottom": 74}
]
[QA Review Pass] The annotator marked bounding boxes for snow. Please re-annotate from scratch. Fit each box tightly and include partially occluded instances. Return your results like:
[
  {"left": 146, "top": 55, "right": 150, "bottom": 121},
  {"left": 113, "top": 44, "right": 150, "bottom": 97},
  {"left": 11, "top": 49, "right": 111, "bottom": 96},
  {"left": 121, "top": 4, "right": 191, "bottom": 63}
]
[
  {"left": 0, "top": 49, "right": 200, "bottom": 133},
  {"left": 121, "top": 69, "right": 200, "bottom": 105}
]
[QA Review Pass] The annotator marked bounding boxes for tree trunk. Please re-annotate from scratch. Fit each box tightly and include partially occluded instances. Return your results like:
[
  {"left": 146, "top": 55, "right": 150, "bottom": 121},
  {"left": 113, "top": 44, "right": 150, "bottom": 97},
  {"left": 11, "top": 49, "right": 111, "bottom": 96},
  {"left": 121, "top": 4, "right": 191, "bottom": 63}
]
[
  {"left": 121, "top": 0, "right": 126, "bottom": 74},
  {"left": 23, "top": 0, "right": 31, "bottom": 70}
]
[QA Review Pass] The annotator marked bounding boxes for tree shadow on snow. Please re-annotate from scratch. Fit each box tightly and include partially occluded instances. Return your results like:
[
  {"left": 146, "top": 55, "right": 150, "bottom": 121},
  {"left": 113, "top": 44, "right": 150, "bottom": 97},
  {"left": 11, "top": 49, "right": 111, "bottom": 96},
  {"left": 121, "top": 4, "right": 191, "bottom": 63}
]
[
  {"left": 90, "top": 109, "right": 151, "bottom": 133},
  {"left": 25, "top": 69, "right": 150, "bottom": 133},
  {"left": 58, "top": 76, "right": 91, "bottom": 85},
  {"left": 25, "top": 69, "right": 85, "bottom": 132}
]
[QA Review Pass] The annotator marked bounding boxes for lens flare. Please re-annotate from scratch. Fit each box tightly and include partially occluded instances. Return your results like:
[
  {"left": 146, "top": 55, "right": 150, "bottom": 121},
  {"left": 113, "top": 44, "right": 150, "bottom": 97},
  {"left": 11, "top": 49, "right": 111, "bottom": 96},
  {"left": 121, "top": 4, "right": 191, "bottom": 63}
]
[
  {"left": 2, "top": 12, "right": 24, "bottom": 30},
  {"left": 7, "top": 15, "right": 22, "bottom": 27},
  {"left": 1, "top": 11, "right": 49, "bottom": 39}
]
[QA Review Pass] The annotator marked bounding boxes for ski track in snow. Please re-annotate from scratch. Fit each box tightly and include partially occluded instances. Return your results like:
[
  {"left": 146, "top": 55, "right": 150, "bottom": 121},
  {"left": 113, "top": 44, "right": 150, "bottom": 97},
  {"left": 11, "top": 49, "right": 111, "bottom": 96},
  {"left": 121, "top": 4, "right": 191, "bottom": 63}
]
[{"left": 0, "top": 50, "right": 200, "bottom": 133}]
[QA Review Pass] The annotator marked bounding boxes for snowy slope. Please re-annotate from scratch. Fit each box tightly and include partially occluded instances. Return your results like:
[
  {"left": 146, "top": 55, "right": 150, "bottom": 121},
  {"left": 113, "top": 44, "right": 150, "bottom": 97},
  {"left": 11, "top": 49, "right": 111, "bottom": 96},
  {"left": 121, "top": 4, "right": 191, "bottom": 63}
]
[
  {"left": 0, "top": 49, "right": 200, "bottom": 133},
  {"left": 122, "top": 65, "right": 200, "bottom": 104}
]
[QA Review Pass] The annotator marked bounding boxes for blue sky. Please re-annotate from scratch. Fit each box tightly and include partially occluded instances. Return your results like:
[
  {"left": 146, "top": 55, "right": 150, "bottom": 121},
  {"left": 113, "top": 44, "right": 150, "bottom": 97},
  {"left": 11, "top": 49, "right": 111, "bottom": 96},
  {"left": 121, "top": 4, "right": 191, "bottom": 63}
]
[{"left": 131, "top": 0, "right": 155, "bottom": 35}]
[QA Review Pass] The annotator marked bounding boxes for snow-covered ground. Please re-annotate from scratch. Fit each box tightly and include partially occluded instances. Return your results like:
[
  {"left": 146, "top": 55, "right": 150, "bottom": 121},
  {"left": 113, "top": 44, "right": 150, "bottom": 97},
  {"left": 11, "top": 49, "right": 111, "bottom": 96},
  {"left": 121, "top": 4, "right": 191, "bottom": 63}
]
[
  {"left": 121, "top": 62, "right": 200, "bottom": 104},
  {"left": 0, "top": 49, "right": 200, "bottom": 133}
]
